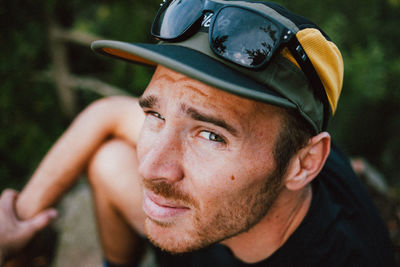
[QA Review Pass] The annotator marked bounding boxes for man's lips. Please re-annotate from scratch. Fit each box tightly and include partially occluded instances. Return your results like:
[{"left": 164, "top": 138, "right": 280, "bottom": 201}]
[{"left": 143, "top": 190, "right": 190, "bottom": 222}]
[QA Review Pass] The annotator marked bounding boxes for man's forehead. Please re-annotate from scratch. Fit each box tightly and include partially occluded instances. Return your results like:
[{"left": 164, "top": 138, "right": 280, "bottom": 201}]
[
  {"left": 146, "top": 66, "right": 262, "bottom": 113},
  {"left": 148, "top": 67, "right": 211, "bottom": 99},
  {"left": 149, "top": 66, "right": 214, "bottom": 97}
]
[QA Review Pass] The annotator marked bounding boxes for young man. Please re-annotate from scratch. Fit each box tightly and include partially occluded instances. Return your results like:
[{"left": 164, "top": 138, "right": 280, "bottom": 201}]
[{"left": 0, "top": 0, "right": 395, "bottom": 266}]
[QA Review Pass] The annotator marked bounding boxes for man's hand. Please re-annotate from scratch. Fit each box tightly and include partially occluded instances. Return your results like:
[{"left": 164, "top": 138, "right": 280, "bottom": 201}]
[{"left": 0, "top": 189, "right": 57, "bottom": 263}]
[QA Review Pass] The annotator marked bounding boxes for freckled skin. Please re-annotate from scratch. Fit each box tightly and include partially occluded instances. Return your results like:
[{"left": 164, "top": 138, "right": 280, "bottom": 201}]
[{"left": 137, "top": 66, "right": 287, "bottom": 253}]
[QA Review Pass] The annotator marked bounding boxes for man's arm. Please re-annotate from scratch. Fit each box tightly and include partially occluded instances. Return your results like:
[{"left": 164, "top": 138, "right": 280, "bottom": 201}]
[{"left": 16, "top": 96, "right": 145, "bottom": 220}]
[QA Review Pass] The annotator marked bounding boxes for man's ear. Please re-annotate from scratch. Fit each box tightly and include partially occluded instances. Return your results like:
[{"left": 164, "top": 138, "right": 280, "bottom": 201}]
[{"left": 284, "top": 132, "right": 331, "bottom": 191}]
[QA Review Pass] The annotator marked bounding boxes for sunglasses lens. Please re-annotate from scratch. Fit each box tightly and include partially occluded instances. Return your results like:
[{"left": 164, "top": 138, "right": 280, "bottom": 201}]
[
  {"left": 211, "top": 7, "right": 281, "bottom": 68},
  {"left": 152, "top": 0, "right": 205, "bottom": 39}
]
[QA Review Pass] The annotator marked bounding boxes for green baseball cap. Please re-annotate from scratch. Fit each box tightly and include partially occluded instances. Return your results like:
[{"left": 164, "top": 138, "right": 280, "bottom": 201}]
[{"left": 91, "top": 0, "right": 343, "bottom": 133}]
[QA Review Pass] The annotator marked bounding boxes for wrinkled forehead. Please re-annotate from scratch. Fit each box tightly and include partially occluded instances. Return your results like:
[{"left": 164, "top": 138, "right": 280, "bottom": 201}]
[
  {"left": 147, "top": 66, "right": 256, "bottom": 111},
  {"left": 144, "top": 66, "right": 286, "bottom": 128}
]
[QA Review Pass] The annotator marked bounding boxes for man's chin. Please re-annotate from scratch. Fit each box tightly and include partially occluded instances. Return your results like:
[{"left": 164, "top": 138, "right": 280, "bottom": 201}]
[{"left": 144, "top": 218, "right": 210, "bottom": 254}]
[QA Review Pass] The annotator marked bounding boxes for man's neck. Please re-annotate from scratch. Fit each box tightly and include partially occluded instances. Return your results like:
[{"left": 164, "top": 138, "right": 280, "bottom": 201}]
[{"left": 221, "top": 185, "right": 313, "bottom": 263}]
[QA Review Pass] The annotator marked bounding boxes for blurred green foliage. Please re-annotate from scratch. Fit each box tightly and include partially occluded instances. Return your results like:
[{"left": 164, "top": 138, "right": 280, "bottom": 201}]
[{"left": 0, "top": 0, "right": 399, "bottom": 190}]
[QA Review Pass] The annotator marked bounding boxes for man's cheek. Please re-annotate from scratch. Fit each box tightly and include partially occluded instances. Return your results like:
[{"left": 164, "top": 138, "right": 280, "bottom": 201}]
[{"left": 136, "top": 126, "right": 154, "bottom": 160}]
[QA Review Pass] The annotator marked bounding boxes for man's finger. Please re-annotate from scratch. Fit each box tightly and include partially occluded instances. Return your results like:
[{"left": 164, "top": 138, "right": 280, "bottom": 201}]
[
  {"left": 20, "top": 209, "right": 58, "bottom": 236},
  {"left": 0, "top": 189, "right": 18, "bottom": 203},
  {"left": 0, "top": 189, "right": 19, "bottom": 219}
]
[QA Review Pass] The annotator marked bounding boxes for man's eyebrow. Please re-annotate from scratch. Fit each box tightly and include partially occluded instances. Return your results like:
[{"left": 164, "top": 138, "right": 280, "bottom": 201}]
[
  {"left": 139, "top": 95, "right": 158, "bottom": 108},
  {"left": 184, "top": 105, "right": 239, "bottom": 136}
]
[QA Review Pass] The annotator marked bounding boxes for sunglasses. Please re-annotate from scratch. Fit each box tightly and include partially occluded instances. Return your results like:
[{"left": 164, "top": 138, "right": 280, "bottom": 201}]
[
  {"left": 151, "top": 0, "right": 330, "bottom": 128},
  {"left": 152, "top": 0, "right": 297, "bottom": 69}
]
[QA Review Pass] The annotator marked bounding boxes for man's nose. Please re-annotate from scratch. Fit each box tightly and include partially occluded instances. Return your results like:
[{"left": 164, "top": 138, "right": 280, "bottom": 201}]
[{"left": 138, "top": 130, "right": 184, "bottom": 184}]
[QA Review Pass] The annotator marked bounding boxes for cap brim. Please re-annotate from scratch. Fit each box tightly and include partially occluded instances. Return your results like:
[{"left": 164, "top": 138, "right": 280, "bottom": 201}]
[{"left": 91, "top": 40, "right": 296, "bottom": 109}]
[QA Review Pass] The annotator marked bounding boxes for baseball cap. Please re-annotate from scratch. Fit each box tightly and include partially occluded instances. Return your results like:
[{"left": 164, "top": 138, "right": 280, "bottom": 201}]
[{"left": 91, "top": 0, "right": 344, "bottom": 133}]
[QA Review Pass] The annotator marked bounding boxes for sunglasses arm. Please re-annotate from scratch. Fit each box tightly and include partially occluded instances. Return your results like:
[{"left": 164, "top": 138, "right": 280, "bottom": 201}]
[{"left": 286, "top": 38, "right": 330, "bottom": 131}]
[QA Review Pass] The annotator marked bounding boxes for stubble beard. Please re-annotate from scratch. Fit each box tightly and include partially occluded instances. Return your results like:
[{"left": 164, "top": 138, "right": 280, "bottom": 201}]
[{"left": 143, "top": 168, "right": 283, "bottom": 254}]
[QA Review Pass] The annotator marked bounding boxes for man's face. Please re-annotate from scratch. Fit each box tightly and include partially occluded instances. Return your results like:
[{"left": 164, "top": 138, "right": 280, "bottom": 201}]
[{"left": 137, "top": 66, "right": 286, "bottom": 253}]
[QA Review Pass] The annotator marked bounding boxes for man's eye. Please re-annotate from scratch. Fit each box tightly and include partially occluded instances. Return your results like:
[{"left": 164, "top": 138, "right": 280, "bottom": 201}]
[
  {"left": 146, "top": 111, "right": 164, "bottom": 120},
  {"left": 199, "top": 131, "right": 225, "bottom": 143}
]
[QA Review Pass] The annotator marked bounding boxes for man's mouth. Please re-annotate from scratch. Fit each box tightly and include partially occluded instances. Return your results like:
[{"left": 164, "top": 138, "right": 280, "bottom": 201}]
[{"left": 143, "top": 190, "right": 190, "bottom": 222}]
